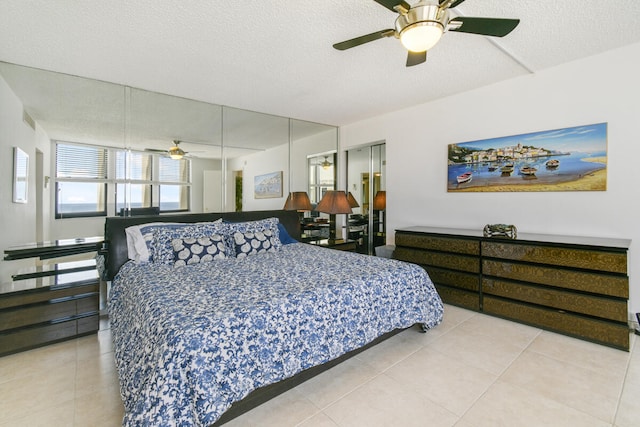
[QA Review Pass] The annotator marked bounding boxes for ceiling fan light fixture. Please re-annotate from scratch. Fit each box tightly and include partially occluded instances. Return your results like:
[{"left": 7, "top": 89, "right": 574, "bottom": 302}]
[
  {"left": 400, "top": 21, "right": 443, "bottom": 52},
  {"left": 321, "top": 156, "right": 332, "bottom": 170},
  {"left": 169, "top": 142, "right": 185, "bottom": 160},
  {"left": 395, "top": 1, "right": 447, "bottom": 53}
]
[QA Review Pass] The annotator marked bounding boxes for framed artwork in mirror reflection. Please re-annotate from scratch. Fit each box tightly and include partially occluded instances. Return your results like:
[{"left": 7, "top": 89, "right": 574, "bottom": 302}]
[
  {"left": 13, "top": 146, "right": 29, "bottom": 203},
  {"left": 254, "top": 171, "right": 283, "bottom": 199}
]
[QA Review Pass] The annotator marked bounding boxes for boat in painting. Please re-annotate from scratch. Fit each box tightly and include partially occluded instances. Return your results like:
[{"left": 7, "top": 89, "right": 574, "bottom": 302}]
[
  {"left": 500, "top": 163, "right": 514, "bottom": 175},
  {"left": 546, "top": 159, "right": 560, "bottom": 168},
  {"left": 520, "top": 166, "right": 538, "bottom": 175},
  {"left": 457, "top": 172, "right": 472, "bottom": 184}
]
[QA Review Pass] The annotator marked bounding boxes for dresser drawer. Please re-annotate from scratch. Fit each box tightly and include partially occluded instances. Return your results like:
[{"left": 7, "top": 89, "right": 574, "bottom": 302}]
[
  {"left": 435, "top": 285, "right": 480, "bottom": 311},
  {"left": 0, "top": 282, "right": 99, "bottom": 310},
  {"left": 76, "top": 294, "right": 100, "bottom": 314},
  {"left": 396, "top": 233, "right": 479, "bottom": 255},
  {"left": 482, "top": 241, "right": 627, "bottom": 274},
  {"left": 77, "top": 314, "right": 100, "bottom": 334},
  {"left": 482, "top": 278, "right": 628, "bottom": 322},
  {"left": 395, "top": 248, "right": 480, "bottom": 273},
  {"left": 0, "top": 320, "right": 78, "bottom": 356},
  {"left": 483, "top": 296, "right": 629, "bottom": 350},
  {"left": 482, "top": 260, "right": 628, "bottom": 298},
  {"left": 426, "top": 266, "right": 479, "bottom": 292},
  {"left": 0, "top": 299, "right": 77, "bottom": 331}
]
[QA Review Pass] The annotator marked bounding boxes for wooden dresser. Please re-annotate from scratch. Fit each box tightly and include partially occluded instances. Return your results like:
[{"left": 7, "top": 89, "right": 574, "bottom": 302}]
[
  {"left": 394, "top": 226, "right": 631, "bottom": 350},
  {"left": 1, "top": 237, "right": 103, "bottom": 356}
]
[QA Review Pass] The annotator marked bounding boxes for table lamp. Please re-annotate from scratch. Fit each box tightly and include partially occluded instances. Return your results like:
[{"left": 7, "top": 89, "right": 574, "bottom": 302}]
[
  {"left": 315, "top": 190, "right": 352, "bottom": 243},
  {"left": 283, "top": 191, "right": 312, "bottom": 221},
  {"left": 373, "top": 190, "right": 387, "bottom": 235},
  {"left": 346, "top": 192, "right": 360, "bottom": 208},
  {"left": 373, "top": 190, "right": 386, "bottom": 211}
]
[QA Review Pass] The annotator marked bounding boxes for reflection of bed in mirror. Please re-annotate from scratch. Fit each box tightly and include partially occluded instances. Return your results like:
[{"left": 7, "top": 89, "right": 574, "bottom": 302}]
[{"left": 104, "top": 210, "right": 443, "bottom": 426}]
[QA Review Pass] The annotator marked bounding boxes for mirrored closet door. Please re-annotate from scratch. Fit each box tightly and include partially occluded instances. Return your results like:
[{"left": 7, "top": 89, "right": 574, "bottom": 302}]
[{"left": 346, "top": 143, "right": 386, "bottom": 255}]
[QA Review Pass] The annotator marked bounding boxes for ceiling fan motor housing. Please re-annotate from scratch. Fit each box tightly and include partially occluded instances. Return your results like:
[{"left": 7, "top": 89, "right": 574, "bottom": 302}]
[{"left": 395, "top": 1, "right": 449, "bottom": 52}]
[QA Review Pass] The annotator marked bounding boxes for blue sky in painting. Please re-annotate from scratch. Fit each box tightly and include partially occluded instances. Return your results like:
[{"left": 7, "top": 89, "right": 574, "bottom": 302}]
[{"left": 457, "top": 123, "right": 607, "bottom": 154}]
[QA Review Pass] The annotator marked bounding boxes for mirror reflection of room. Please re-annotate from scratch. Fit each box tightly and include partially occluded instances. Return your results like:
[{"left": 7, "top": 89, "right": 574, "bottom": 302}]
[
  {"left": 296, "top": 152, "right": 336, "bottom": 242},
  {"left": 346, "top": 143, "right": 386, "bottom": 255}
]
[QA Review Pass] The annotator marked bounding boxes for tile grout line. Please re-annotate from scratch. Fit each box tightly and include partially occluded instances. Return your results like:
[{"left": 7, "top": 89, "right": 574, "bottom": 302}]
[{"left": 453, "top": 325, "right": 542, "bottom": 422}]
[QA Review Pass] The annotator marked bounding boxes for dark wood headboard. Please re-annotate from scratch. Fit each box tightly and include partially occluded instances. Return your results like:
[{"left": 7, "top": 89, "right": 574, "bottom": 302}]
[{"left": 103, "top": 210, "right": 301, "bottom": 281}]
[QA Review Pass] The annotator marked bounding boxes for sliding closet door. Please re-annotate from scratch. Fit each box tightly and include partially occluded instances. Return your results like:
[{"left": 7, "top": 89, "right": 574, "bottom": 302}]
[{"left": 346, "top": 143, "right": 385, "bottom": 255}]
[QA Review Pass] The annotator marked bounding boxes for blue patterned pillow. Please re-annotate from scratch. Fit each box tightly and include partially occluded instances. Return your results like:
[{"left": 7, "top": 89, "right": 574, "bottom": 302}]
[
  {"left": 224, "top": 218, "right": 282, "bottom": 255},
  {"left": 233, "top": 230, "right": 279, "bottom": 259},
  {"left": 171, "top": 235, "right": 227, "bottom": 267},
  {"left": 152, "top": 222, "right": 229, "bottom": 264},
  {"left": 125, "top": 219, "right": 223, "bottom": 263}
]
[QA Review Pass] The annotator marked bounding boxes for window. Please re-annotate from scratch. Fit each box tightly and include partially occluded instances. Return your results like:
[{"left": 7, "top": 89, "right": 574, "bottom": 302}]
[
  {"left": 158, "top": 157, "right": 190, "bottom": 212},
  {"left": 55, "top": 143, "right": 108, "bottom": 218},
  {"left": 115, "top": 150, "right": 153, "bottom": 213},
  {"left": 54, "top": 142, "right": 191, "bottom": 218},
  {"left": 308, "top": 153, "right": 335, "bottom": 204}
]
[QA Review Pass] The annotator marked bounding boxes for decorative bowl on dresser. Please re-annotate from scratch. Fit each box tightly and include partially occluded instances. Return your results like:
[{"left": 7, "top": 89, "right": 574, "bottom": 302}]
[{"left": 394, "top": 226, "right": 631, "bottom": 350}]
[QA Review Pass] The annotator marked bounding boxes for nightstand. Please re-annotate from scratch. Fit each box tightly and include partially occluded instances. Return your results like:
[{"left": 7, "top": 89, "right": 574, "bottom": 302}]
[{"left": 309, "top": 239, "right": 357, "bottom": 252}]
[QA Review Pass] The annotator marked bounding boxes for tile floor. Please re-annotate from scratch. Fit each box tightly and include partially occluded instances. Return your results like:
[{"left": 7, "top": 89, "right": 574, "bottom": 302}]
[{"left": 1, "top": 305, "right": 638, "bottom": 426}]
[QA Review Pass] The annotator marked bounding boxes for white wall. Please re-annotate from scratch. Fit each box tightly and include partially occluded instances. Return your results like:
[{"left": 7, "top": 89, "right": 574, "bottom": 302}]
[
  {"left": 340, "top": 42, "right": 640, "bottom": 317},
  {"left": 0, "top": 75, "right": 38, "bottom": 282}
]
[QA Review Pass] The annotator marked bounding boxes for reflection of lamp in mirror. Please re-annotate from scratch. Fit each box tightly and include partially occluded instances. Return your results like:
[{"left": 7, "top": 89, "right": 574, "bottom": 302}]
[
  {"left": 283, "top": 191, "right": 312, "bottom": 221},
  {"left": 373, "top": 190, "right": 386, "bottom": 210},
  {"left": 346, "top": 192, "right": 360, "bottom": 208},
  {"left": 373, "top": 190, "right": 386, "bottom": 235},
  {"left": 315, "top": 190, "right": 352, "bottom": 243}
]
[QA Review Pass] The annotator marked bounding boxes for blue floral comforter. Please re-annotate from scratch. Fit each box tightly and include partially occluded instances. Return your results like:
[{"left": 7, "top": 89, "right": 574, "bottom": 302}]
[{"left": 109, "top": 243, "right": 443, "bottom": 426}]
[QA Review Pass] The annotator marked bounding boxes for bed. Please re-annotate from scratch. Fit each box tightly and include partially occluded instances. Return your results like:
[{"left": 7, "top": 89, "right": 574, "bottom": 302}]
[{"left": 104, "top": 210, "right": 443, "bottom": 426}]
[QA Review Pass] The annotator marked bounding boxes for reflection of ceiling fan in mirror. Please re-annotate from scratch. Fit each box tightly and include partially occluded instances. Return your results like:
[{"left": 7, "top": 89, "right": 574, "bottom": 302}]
[
  {"left": 333, "top": 0, "right": 520, "bottom": 67},
  {"left": 145, "top": 140, "right": 189, "bottom": 160},
  {"left": 321, "top": 156, "right": 333, "bottom": 170}
]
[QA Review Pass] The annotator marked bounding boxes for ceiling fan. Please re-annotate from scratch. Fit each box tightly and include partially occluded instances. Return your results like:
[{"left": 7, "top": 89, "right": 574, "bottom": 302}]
[
  {"left": 145, "top": 140, "right": 189, "bottom": 159},
  {"left": 333, "top": 0, "right": 520, "bottom": 67}
]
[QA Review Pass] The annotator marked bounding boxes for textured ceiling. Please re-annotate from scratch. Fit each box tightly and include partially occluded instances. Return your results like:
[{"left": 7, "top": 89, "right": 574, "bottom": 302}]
[{"left": 1, "top": 0, "right": 640, "bottom": 126}]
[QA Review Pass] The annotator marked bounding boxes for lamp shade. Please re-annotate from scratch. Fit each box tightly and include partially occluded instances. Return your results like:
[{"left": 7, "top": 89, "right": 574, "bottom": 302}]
[
  {"left": 373, "top": 190, "right": 386, "bottom": 210},
  {"left": 283, "top": 191, "right": 312, "bottom": 211},
  {"left": 346, "top": 192, "right": 360, "bottom": 208},
  {"left": 315, "top": 191, "right": 353, "bottom": 215}
]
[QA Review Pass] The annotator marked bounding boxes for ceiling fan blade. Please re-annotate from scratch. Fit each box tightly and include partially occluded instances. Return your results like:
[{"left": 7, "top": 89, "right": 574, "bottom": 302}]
[
  {"left": 448, "top": 17, "right": 520, "bottom": 37},
  {"left": 374, "top": 0, "right": 411, "bottom": 13},
  {"left": 145, "top": 148, "right": 168, "bottom": 153},
  {"left": 333, "top": 29, "right": 395, "bottom": 50},
  {"left": 406, "top": 51, "right": 427, "bottom": 67},
  {"left": 439, "top": 0, "right": 467, "bottom": 8}
]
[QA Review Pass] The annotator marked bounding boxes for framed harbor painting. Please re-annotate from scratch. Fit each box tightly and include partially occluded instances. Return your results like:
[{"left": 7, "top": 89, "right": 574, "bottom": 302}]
[
  {"left": 447, "top": 123, "right": 607, "bottom": 192},
  {"left": 254, "top": 171, "right": 283, "bottom": 199}
]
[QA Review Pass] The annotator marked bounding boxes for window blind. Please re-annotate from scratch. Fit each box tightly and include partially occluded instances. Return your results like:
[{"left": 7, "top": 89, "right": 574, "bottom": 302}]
[
  {"left": 159, "top": 157, "right": 189, "bottom": 183},
  {"left": 56, "top": 143, "right": 108, "bottom": 179},
  {"left": 116, "top": 150, "right": 152, "bottom": 181}
]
